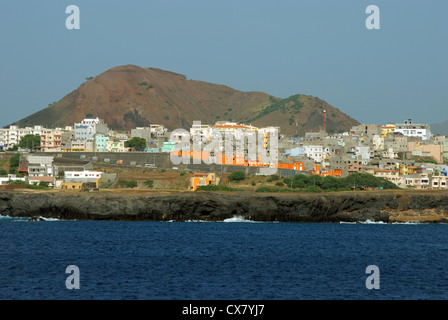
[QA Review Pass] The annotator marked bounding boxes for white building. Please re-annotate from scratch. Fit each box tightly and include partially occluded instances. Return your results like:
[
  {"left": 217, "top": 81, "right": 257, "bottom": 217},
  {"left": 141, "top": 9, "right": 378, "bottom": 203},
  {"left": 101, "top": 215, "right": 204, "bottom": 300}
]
[
  {"left": 64, "top": 171, "right": 103, "bottom": 183},
  {"left": 0, "top": 125, "right": 45, "bottom": 150},
  {"left": 190, "top": 121, "right": 213, "bottom": 142},
  {"left": 0, "top": 174, "right": 27, "bottom": 185},
  {"left": 74, "top": 118, "right": 109, "bottom": 141},
  {"left": 394, "top": 119, "right": 432, "bottom": 141},
  {"left": 150, "top": 124, "right": 168, "bottom": 138},
  {"left": 432, "top": 176, "right": 448, "bottom": 189},
  {"left": 27, "top": 155, "right": 54, "bottom": 177},
  {"left": 304, "top": 145, "right": 324, "bottom": 163}
]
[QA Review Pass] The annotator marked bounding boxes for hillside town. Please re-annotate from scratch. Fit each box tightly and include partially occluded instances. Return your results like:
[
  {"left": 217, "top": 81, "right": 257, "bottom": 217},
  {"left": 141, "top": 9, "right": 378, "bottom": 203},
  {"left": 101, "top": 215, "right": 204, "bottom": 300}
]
[{"left": 1, "top": 115, "right": 448, "bottom": 191}]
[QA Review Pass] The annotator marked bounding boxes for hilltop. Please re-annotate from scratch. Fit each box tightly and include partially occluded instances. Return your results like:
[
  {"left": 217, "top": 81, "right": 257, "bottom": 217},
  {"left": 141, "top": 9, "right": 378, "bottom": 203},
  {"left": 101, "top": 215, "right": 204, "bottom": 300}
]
[{"left": 10, "top": 64, "right": 359, "bottom": 136}]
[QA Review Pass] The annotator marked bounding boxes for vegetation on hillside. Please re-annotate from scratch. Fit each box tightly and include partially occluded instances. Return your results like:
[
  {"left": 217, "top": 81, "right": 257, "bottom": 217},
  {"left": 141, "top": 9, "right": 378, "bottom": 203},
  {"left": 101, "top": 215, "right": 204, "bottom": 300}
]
[
  {"left": 9, "top": 153, "right": 20, "bottom": 174},
  {"left": 228, "top": 171, "right": 246, "bottom": 182},
  {"left": 279, "top": 173, "right": 399, "bottom": 192},
  {"left": 248, "top": 95, "right": 304, "bottom": 123}
]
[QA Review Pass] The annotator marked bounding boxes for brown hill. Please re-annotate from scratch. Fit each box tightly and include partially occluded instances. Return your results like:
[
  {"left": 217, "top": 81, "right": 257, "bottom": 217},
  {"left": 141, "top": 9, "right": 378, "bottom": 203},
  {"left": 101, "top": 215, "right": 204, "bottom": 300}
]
[{"left": 11, "top": 64, "right": 359, "bottom": 136}]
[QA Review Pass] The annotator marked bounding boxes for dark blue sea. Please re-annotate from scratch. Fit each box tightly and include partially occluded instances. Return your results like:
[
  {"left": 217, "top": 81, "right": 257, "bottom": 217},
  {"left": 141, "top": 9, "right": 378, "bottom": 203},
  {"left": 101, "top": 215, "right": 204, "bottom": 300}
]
[{"left": 1, "top": 215, "right": 447, "bottom": 300}]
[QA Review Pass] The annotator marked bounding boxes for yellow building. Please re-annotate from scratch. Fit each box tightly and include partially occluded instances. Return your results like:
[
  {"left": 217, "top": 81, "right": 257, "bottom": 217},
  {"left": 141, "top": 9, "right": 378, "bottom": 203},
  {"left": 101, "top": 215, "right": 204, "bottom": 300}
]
[
  {"left": 381, "top": 124, "right": 395, "bottom": 138},
  {"left": 398, "top": 164, "right": 417, "bottom": 176},
  {"left": 61, "top": 182, "right": 83, "bottom": 190}
]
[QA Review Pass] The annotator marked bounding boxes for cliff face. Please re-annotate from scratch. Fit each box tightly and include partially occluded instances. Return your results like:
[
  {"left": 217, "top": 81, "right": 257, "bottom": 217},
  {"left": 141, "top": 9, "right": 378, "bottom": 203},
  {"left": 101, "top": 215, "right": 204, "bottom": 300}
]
[{"left": 1, "top": 190, "right": 448, "bottom": 223}]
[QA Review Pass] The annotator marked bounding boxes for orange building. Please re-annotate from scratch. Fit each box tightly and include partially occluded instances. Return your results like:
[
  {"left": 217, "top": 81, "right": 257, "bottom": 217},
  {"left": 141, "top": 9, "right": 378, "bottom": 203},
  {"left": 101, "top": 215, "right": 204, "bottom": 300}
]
[{"left": 190, "top": 173, "right": 220, "bottom": 191}]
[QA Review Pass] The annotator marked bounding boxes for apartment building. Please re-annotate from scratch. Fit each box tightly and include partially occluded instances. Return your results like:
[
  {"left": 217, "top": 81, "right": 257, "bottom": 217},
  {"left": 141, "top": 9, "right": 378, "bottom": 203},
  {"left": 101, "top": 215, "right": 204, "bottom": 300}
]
[{"left": 394, "top": 119, "right": 432, "bottom": 140}]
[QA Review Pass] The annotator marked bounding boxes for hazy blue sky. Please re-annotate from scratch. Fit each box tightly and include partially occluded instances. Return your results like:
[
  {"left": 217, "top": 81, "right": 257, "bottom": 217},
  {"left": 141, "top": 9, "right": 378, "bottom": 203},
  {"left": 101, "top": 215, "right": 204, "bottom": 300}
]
[{"left": 1, "top": 0, "right": 447, "bottom": 128}]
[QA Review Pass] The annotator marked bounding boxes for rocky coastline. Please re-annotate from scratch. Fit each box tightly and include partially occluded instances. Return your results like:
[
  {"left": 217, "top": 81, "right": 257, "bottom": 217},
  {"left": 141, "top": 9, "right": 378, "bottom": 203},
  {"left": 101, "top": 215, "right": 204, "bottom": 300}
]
[{"left": 1, "top": 189, "right": 448, "bottom": 223}]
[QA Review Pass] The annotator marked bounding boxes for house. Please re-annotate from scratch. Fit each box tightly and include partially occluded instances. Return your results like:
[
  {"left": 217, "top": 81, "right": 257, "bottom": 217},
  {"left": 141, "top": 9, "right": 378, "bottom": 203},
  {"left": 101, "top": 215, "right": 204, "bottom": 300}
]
[
  {"left": 370, "top": 169, "right": 401, "bottom": 186},
  {"left": 304, "top": 145, "right": 324, "bottom": 163},
  {"left": 348, "top": 160, "right": 363, "bottom": 175},
  {"left": 63, "top": 170, "right": 103, "bottom": 188},
  {"left": 381, "top": 124, "right": 395, "bottom": 138},
  {"left": 74, "top": 118, "right": 109, "bottom": 141},
  {"left": 0, "top": 174, "right": 27, "bottom": 185},
  {"left": 403, "top": 174, "right": 430, "bottom": 189},
  {"left": 395, "top": 119, "right": 432, "bottom": 141},
  {"left": 27, "top": 155, "right": 54, "bottom": 177},
  {"left": 190, "top": 173, "right": 220, "bottom": 191},
  {"left": 40, "top": 129, "right": 63, "bottom": 152},
  {"left": 0, "top": 125, "right": 50, "bottom": 150},
  {"left": 432, "top": 176, "right": 448, "bottom": 189},
  {"left": 28, "top": 176, "right": 55, "bottom": 187},
  {"left": 106, "top": 140, "right": 129, "bottom": 152},
  {"left": 408, "top": 141, "right": 444, "bottom": 163},
  {"left": 94, "top": 134, "right": 110, "bottom": 152}
]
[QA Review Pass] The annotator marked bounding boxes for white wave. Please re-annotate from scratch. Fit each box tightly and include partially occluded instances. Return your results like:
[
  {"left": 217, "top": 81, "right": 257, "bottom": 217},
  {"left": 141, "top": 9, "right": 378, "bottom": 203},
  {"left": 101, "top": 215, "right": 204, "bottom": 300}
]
[
  {"left": 223, "top": 215, "right": 258, "bottom": 223},
  {"left": 360, "top": 219, "right": 386, "bottom": 224},
  {"left": 391, "top": 221, "right": 423, "bottom": 225},
  {"left": 39, "top": 216, "right": 60, "bottom": 221},
  {"left": 0, "top": 215, "right": 29, "bottom": 221}
]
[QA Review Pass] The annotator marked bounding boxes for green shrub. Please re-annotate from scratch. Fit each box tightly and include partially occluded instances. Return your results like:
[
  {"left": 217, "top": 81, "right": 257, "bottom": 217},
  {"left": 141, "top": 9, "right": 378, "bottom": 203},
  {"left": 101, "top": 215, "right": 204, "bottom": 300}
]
[
  {"left": 304, "top": 185, "right": 322, "bottom": 193},
  {"left": 284, "top": 173, "right": 400, "bottom": 191},
  {"left": 0, "top": 169, "right": 8, "bottom": 176},
  {"left": 275, "top": 181, "right": 284, "bottom": 187},
  {"left": 8, "top": 180, "right": 26, "bottom": 185},
  {"left": 26, "top": 183, "right": 50, "bottom": 190},
  {"left": 143, "top": 180, "right": 154, "bottom": 188},
  {"left": 228, "top": 171, "right": 246, "bottom": 182},
  {"left": 196, "top": 185, "right": 241, "bottom": 192},
  {"left": 118, "top": 180, "right": 138, "bottom": 188},
  {"left": 251, "top": 180, "right": 256, "bottom": 186},
  {"left": 255, "top": 186, "right": 298, "bottom": 193}
]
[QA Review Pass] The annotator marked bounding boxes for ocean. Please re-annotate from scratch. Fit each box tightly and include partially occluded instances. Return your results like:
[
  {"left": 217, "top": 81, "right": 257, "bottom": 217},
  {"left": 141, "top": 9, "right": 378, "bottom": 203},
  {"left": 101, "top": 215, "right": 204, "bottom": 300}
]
[{"left": 0, "top": 215, "right": 447, "bottom": 301}]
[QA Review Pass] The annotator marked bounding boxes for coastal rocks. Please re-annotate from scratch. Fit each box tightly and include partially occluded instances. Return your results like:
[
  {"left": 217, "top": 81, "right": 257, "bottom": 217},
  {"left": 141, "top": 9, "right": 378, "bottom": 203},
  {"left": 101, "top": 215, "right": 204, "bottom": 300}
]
[{"left": 1, "top": 190, "right": 448, "bottom": 223}]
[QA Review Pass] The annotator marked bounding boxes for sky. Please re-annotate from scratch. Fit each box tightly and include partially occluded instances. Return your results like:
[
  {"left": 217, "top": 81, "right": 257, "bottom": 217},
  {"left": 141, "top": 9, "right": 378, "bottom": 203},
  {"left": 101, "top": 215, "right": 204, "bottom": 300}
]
[{"left": 0, "top": 0, "right": 447, "bottom": 128}]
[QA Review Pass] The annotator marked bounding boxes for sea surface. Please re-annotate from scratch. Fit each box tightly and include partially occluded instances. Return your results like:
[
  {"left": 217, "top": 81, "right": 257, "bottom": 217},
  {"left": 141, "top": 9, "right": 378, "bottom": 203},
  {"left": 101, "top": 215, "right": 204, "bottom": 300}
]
[{"left": 0, "top": 215, "right": 447, "bottom": 300}]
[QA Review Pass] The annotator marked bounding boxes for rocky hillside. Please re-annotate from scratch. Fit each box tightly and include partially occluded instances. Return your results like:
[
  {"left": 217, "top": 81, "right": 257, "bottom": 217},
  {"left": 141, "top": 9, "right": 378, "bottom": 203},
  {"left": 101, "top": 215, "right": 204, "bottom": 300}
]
[{"left": 10, "top": 65, "right": 359, "bottom": 135}]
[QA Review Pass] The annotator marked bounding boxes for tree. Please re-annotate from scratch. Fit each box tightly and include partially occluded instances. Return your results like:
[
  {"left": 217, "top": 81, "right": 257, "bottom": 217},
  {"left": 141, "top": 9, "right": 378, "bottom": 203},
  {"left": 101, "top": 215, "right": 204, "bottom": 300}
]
[
  {"left": 124, "top": 137, "right": 147, "bottom": 151},
  {"left": 9, "top": 153, "right": 20, "bottom": 173},
  {"left": 18, "top": 134, "right": 41, "bottom": 150},
  {"left": 321, "top": 176, "right": 343, "bottom": 190}
]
